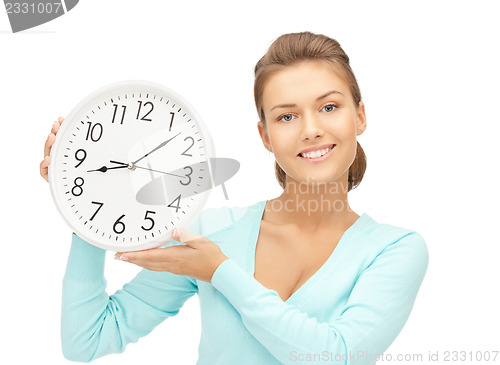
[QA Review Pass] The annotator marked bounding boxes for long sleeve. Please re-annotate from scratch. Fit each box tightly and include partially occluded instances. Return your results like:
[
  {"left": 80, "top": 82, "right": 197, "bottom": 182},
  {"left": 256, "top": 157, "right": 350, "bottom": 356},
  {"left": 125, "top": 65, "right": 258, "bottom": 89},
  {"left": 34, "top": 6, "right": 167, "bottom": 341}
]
[
  {"left": 210, "top": 231, "right": 429, "bottom": 365},
  {"left": 61, "top": 233, "right": 198, "bottom": 362}
]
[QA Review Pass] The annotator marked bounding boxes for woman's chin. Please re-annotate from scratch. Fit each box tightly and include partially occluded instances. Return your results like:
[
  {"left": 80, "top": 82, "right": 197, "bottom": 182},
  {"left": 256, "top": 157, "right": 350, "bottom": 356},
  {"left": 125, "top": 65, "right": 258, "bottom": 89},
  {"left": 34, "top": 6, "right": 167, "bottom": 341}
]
[{"left": 285, "top": 173, "right": 344, "bottom": 189}]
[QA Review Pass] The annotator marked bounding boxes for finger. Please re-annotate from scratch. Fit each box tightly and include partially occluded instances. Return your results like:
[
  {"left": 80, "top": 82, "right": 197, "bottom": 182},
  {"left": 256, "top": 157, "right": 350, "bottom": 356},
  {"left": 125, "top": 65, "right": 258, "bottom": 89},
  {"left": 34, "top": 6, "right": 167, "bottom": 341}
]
[
  {"left": 51, "top": 120, "right": 59, "bottom": 135},
  {"left": 173, "top": 228, "right": 204, "bottom": 244},
  {"left": 114, "top": 252, "right": 130, "bottom": 261},
  {"left": 44, "top": 132, "right": 55, "bottom": 158},
  {"left": 40, "top": 155, "right": 51, "bottom": 168},
  {"left": 53, "top": 116, "right": 64, "bottom": 133},
  {"left": 114, "top": 248, "right": 160, "bottom": 262},
  {"left": 40, "top": 156, "right": 50, "bottom": 182},
  {"left": 115, "top": 245, "right": 189, "bottom": 270}
]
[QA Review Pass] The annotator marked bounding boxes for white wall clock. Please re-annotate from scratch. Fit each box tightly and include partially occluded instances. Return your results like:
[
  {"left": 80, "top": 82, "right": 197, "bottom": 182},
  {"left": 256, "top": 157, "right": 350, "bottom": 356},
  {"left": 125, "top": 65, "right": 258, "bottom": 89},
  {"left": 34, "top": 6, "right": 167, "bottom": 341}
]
[{"left": 49, "top": 80, "right": 215, "bottom": 251}]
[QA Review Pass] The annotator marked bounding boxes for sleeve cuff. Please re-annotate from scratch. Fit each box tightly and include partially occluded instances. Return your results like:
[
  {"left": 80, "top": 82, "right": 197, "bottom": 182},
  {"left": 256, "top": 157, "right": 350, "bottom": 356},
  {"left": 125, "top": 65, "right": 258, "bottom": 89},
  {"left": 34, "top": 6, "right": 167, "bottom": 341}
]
[{"left": 211, "top": 258, "right": 278, "bottom": 308}]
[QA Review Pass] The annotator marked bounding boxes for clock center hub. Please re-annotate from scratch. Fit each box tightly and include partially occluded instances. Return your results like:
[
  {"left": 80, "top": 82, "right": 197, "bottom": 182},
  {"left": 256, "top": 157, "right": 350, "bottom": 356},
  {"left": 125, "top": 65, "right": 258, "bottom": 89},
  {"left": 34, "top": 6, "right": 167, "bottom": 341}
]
[{"left": 128, "top": 163, "right": 136, "bottom": 171}]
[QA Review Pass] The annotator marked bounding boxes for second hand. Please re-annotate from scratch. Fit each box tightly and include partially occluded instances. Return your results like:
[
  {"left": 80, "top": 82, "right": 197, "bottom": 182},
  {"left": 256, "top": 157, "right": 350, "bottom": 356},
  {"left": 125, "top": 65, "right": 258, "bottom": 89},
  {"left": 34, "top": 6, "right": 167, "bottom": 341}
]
[{"left": 109, "top": 160, "right": 184, "bottom": 178}]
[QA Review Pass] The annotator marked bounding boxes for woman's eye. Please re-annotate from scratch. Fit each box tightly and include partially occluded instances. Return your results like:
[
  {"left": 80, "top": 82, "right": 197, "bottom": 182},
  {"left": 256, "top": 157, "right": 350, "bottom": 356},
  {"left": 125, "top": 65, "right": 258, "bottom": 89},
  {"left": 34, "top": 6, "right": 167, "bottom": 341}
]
[
  {"left": 278, "top": 114, "right": 296, "bottom": 122},
  {"left": 322, "top": 104, "right": 337, "bottom": 112}
]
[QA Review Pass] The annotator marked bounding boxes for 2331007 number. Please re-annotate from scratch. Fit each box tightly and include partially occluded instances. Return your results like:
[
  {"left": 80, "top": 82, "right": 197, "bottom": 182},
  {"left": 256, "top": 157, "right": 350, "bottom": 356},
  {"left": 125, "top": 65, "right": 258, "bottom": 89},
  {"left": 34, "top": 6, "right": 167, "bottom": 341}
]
[
  {"left": 442, "top": 350, "right": 499, "bottom": 362},
  {"left": 5, "top": 2, "right": 62, "bottom": 14}
]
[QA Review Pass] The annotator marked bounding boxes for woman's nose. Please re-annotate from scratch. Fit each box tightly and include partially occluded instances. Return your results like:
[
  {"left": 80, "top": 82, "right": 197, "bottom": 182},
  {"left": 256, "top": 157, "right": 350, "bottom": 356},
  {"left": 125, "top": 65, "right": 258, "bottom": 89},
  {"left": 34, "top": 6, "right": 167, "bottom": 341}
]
[{"left": 300, "top": 112, "right": 324, "bottom": 140}]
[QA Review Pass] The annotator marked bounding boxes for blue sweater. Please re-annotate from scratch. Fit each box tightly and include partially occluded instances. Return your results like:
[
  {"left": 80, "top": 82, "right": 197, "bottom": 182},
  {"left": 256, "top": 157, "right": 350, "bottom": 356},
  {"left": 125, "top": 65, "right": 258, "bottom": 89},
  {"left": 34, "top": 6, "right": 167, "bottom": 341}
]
[{"left": 61, "top": 199, "right": 429, "bottom": 364}]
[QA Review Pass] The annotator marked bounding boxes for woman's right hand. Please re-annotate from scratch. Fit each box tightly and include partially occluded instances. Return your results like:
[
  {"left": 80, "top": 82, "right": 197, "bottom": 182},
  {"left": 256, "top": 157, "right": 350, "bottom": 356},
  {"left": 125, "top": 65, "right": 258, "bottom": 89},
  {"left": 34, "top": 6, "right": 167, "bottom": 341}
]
[{"left": 40, "top": 116, "right": 64, "bottom": 183}]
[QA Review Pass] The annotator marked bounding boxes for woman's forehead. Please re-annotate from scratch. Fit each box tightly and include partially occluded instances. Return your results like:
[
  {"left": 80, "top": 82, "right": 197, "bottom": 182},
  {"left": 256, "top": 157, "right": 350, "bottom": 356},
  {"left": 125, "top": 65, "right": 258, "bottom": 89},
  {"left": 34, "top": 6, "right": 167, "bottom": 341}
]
[{"left": 262, "top": 61, "right": 350, "bottom": 110}]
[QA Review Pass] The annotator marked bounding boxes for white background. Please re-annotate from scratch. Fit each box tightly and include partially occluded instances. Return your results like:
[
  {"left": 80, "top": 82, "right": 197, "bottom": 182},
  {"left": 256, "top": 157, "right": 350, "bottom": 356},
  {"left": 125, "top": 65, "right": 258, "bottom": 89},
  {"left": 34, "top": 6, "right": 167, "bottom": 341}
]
[{"left": 1, "top": 0, "right": 499, "bottom": 364}]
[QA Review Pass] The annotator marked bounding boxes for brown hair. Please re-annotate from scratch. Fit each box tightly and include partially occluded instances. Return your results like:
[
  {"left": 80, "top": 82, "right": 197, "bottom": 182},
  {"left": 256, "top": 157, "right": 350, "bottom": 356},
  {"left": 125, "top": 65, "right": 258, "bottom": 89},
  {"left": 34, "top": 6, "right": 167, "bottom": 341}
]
[{"left": 254, "top": 31, "right": 366, "bottom": 192}]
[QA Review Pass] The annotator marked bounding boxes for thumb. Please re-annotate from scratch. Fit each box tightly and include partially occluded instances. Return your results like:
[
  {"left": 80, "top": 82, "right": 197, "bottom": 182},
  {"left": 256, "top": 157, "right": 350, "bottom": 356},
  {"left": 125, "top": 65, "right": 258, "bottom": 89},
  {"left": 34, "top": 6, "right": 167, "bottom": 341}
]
[{"left": 173, "top": 228, "right": 203, "bottom": 245}]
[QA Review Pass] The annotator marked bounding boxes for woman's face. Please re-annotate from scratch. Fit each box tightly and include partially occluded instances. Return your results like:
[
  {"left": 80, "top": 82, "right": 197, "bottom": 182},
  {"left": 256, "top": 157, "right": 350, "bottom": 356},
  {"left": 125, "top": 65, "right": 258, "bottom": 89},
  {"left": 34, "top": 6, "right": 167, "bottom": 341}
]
[{"left": 257, "top": 60, "right": 367, "bottom": 187}]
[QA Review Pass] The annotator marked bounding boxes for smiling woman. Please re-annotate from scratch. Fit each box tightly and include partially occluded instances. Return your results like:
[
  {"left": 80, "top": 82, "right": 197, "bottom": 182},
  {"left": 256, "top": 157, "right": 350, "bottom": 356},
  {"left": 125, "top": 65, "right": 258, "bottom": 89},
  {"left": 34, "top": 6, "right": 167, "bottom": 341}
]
[
  {"left": 258, "top": 60, "right": 366, "bottom": 188},
  {"left": 254, "top": 32, "right": 367, "bottom": 191},
  {"left": 39, "top": 31, "right": 428, "bottom": 365}
]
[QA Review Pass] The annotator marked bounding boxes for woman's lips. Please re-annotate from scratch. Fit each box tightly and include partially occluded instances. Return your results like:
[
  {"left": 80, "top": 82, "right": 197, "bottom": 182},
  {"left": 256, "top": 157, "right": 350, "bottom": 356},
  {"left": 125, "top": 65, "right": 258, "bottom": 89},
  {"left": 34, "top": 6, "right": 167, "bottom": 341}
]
[{"left": 298, "top": 144, "right": 335, "bottom": 163}]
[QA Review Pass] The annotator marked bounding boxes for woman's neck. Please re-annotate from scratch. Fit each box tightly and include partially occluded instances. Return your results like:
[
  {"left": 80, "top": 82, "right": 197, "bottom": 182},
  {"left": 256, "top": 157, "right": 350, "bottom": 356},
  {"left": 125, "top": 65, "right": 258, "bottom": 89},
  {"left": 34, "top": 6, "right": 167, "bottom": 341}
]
[{"left": 265, "top": 174, "right": 358, "bottom": 233}]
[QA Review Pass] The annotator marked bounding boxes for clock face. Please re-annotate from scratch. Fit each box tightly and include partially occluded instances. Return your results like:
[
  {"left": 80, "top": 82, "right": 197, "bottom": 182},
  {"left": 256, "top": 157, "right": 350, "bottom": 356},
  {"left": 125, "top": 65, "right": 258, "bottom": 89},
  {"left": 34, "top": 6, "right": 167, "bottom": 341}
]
[{"left": 49, "top": 80, "right": 214, "bottom": 251}]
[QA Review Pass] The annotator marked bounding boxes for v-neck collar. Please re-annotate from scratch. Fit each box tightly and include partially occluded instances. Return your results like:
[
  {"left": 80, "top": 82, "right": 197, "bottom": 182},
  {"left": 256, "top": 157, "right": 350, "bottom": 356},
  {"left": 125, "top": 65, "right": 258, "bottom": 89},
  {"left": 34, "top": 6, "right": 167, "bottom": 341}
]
[{"left": 245, "top": 199, "right": 371, "bottom": 305}]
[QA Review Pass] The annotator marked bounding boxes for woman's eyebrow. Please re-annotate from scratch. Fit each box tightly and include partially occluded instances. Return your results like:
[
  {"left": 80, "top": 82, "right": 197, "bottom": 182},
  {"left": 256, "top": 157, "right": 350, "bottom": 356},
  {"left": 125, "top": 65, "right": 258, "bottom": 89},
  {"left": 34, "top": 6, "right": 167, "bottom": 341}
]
[
  {"left": 317, "top": 89, "right": 344, "bottom": 100},
  {"left": 270, "top": 103, "right": 297, "bottom": 112},
  {"left": 270, "top": 90, "right": 344, "bottom": 112}
]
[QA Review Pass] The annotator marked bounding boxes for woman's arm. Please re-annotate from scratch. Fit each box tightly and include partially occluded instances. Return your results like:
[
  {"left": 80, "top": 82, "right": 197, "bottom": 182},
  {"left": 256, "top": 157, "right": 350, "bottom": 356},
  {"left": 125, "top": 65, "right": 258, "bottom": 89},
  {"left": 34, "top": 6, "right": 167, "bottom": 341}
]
[
  {"left": 210, "top": 232, "right": 429, "bottom": 365},
  {"left": 61, "top": 233, "right": 198, "bottom": 362}
]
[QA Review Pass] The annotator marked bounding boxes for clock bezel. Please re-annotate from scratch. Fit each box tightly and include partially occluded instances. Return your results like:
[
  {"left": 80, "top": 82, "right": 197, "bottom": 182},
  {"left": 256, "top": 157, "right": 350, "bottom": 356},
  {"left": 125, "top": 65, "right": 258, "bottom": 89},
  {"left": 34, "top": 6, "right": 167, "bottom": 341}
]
[{"left": 48, "top": 80, "right": 216, "bottom": 251}]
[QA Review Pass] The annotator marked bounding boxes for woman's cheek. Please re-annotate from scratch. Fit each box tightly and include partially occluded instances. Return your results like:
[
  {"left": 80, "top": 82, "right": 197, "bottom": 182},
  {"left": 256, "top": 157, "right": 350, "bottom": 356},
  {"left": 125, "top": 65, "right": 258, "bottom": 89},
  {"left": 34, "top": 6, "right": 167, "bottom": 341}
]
[{"left": 267, "top": 125, "right": 289, "bottom": 152}]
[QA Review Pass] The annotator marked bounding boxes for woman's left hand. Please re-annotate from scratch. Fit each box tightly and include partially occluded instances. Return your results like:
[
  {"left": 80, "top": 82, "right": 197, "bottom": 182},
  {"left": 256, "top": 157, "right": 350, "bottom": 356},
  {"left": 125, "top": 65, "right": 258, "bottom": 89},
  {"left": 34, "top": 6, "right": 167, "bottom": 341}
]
[{"left": 114, "top": 229, "right": 229, "bottom": 283}]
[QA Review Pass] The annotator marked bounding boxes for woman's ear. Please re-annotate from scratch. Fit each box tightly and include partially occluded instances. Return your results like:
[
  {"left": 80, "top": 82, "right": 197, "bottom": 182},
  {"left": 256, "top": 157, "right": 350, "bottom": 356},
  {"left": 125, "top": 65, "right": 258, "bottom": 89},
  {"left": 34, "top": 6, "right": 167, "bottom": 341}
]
[
  {"left": 356, "top": 101, "right": 367, "bottom": 136},
  {"left": 257, "top": 121, "right": 272, "bottom": 152}
]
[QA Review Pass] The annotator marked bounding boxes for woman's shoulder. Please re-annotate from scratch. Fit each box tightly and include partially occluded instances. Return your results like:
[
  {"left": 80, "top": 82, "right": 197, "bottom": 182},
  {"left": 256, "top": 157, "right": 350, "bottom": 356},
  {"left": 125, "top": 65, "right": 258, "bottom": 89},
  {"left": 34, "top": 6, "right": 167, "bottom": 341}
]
[{"left": 361, "top": 213, "right": 429, "bottom": 265}]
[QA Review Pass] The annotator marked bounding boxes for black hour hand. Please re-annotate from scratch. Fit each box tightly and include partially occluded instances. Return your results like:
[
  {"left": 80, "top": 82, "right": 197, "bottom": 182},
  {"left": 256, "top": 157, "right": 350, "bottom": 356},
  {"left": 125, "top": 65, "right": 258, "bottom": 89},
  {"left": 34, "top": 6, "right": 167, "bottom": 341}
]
[{"left": 87, "top": 164, "right": 128, "bottom": 173}]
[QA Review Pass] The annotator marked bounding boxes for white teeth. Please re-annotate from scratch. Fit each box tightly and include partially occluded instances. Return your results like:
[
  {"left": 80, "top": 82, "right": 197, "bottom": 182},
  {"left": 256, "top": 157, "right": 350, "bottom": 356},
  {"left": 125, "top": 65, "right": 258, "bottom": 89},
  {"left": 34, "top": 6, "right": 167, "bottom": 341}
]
[{"left": 301, "top": 146, "right": 332, "bottom": 159}]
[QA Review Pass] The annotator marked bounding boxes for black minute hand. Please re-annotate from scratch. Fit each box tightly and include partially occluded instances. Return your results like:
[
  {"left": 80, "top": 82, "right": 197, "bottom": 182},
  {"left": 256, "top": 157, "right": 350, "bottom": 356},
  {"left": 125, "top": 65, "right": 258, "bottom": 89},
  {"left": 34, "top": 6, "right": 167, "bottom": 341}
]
[{"left": 132, "top": 131, "right": 182, "bottom": 165}]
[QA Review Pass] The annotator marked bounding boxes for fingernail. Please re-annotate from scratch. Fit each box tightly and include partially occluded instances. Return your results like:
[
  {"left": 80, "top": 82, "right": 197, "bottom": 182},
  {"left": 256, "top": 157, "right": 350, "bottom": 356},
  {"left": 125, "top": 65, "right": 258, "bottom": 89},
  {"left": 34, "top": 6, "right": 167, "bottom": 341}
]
[{"left": 120, "top": 256, "right": 129, "bottom": 261}]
